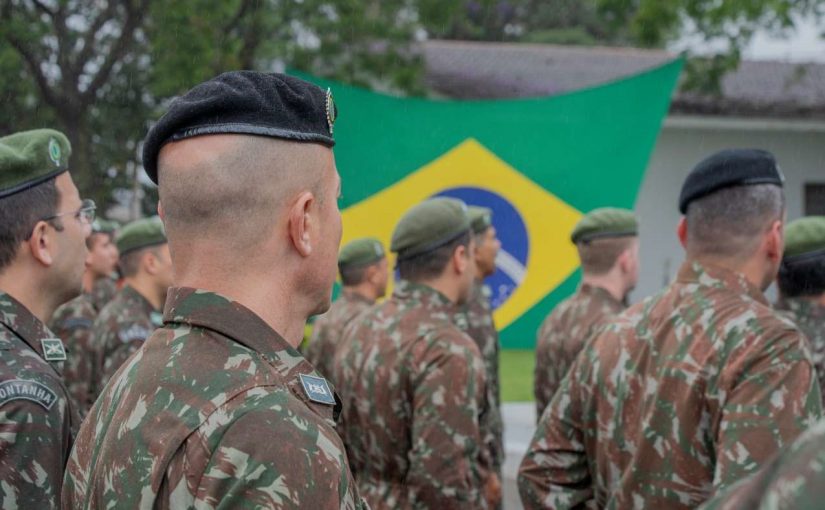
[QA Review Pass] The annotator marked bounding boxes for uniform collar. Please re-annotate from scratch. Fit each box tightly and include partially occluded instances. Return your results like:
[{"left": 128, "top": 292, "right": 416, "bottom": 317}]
[
  {"left": 122, "top": 284, "right": 160, "bottom": 314},
  {"left": 0, "top": 291, "right": 59, "bottom": 361},
  {"left": 676, "top": 260, "right": 769, "bottom": 306},
  {"left": 339, "top": 289, "right": 375, "bottom": 306},
  {"left": 579, "top": 283, "right": 624, "bottom": 308},
  {"left": 392, "top": 279, "right": 455, "bottom": 310}
]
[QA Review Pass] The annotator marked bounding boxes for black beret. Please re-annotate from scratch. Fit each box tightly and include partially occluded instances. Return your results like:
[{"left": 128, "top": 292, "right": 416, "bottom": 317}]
[
  {"left": 678, "top": 149, "right": 783, "bottom": 214},
  {"left": 142, "top": 71, "right": 337, "bottom": 184}
]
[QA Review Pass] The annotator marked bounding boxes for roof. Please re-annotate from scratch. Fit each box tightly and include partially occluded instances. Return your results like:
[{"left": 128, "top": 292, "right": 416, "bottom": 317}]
[{"left": 423, "top": 40, "right": 825, "bottom": 119}]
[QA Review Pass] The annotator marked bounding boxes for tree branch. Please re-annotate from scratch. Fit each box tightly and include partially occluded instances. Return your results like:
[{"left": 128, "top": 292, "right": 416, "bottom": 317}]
[
  {"left": 4, "top": 32, "right": 61, "bottom": 109},
  {"left": 29, "top": 0, "right": 55, "bottom": 17},
  {"left": 224, "top": 0, "right": 255, "bottom": 34},
  {"left": 74, "top": 1, "right": 118, "bottom": 77}
]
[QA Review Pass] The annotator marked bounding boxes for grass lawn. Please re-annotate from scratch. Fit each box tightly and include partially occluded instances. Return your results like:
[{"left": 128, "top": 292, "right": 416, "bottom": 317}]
[{"left": 500, "top": 349, "right": 535, "bottom": 402}]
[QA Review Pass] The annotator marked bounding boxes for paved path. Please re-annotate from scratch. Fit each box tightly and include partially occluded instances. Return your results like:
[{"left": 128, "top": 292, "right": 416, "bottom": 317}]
[{"left": 502, "top": 402, "right": 537, "bottom": 510}]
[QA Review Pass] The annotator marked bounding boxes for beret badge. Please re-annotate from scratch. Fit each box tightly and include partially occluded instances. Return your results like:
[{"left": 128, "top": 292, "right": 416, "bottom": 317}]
[
  {"left": 48, "top": 138, "right": 61, "bottom": 167},
  {"left": 325, "top": 88, "right": 337, "bottom": 135}
]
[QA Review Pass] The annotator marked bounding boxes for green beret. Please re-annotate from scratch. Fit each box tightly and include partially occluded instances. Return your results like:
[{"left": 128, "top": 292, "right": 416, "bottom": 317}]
[
  {"left": 571, "top": 207, "right": 638, "bottom": 243},
  {"left": 468, "top": 206, "right": 493, "bottom": 234},
  {"left": 92, "top": 218, "right": 120, "bottom": 235},
  {"left": 0, "top": 129, "right": 71, "bottom": 199},
  {"left": 116, "top": 216, "right": 167, "bottom": 256},
  {"left": 784, "top": 216, "right": 825, "bottom": 261},
  {"left": 338, "top": 238, "right": 385, "bottom": 268},
  {"left": 391, "top": 197, "right": 471, "bottom": 260}
]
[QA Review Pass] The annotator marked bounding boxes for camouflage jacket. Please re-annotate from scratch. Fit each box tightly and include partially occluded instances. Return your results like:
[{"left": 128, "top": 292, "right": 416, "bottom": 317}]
[
  {"left": 92, "top": 284, "right": 162, "bottom": 396},
  {"left": 49, "top": 293, "right": 98, "bottom": 417},
  {"left": 777, "top": 298, "right": 825, "bottom": 406},
  {"left": 62, "top": 287, "right": 367, "bottom": 510},
  {"left": 699, "top": 418, "right": 825, "bottom": 510},
  {"left": 0, "top": 292, "right": 76, "bottom": 509},
  {"left": 456, "top": 280, "right": 504, "bottom": 474},
  {"left": 333, "top": 280, "right": 491, "bottom": 510},
  {"left": 534, "top": 283, "right": 625, "bottom": 417},
  {"left": 518, "top": 261, "right": 823, "bottom": 510},
  {"left": 90, "top": 277, "right": 117, "bottom": 313},
  {"left": 305, "top": 290, "right": 373, "bottom": 383}
]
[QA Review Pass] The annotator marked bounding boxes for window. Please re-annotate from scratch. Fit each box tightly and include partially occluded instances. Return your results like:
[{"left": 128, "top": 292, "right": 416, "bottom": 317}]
[{"left": 805, "top": 184, "right": 825, "bottom": 216}]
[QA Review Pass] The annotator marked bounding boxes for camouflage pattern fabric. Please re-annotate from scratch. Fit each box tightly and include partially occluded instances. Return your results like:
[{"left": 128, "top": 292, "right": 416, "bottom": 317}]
[
  {"left": 456, "top": 280, "right": 504, "bottom": 476},
  {"left": 49, "top": 293, "right": 97, "bottom": 417},
  {"left": 0, "top": 292, "right": 75, "bottom": 509},
  {"left": 534, "top": 283, "right": 625, "bottom": 417},
  {"left": 90, "top": 277, "right": 116, "bottom": 314},
  {"left": 777, "top": 298, "right": 825, "bottom": 406},
  {"left": 518, "top": 261, "right": 823, "bottom": 510},
  {"left": 333, "top": 279, "right": 491, "bottom": 509},
  {"left": 305, "top": 290, "right": 373, "bottom": 383},
  {"left": 699, "top": 418, "right": 825, "bottom": 510},
  {"left": 92, "top": 284, "right": 161, "bottom": 397},
  {"left": 62, "top": 287, "right": 367, "bottom": 510}
]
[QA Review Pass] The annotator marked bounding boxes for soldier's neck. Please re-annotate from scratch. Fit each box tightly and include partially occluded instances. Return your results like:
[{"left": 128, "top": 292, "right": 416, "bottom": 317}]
[
  {"left": 124, "top": 276, "right": 164, "bottom": 311},
  {"left": 343, "top": 283, "right": 378, "bottom": 303},
  {"left": 0, "top": 268, "right": 62, "bottom": 324},
  {"left": 81, "top": 270, "right": 103, "bottom": 294},
  {"left": 581, "top": 273, "right": 626, "bottom": 303}
]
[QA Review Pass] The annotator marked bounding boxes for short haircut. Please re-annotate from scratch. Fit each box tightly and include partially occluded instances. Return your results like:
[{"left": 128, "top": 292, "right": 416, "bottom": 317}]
[
  {"left": 778, "top": 257, "right": 825, "bottom": 298},
  {"left": 686, "top": 184, "right": 784, "bottom": 261},
  {"left": 398, "top": 231, "right": 471, "bottom": 282},
  {"left": 86, "top": 231, "right": 113, "bottom": 251},
  {"left": 0, "top": 178, "right": 59, "bottom": 273},
  {"left": 339, "top": 260, "right": 381, "bottom": 286},
  {"left": 119, "top": 245, "right": 162, "bottom": 278},
  {"left": 577, "top": 236, "right": 635, "bottom": 275}
]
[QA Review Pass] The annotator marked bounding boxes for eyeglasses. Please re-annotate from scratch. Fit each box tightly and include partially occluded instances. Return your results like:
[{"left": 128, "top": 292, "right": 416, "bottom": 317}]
[{"left": 42, "top": 199, "right": 97, "bottom": 225}]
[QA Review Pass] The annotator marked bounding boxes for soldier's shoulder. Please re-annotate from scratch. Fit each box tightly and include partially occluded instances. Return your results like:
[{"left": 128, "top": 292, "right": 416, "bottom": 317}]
[
  {"left": 0, "top": 338, "right": 68, "bottom": 413},
  {"left": 51, "top": 295, "right": 96, "bottom": 329}
]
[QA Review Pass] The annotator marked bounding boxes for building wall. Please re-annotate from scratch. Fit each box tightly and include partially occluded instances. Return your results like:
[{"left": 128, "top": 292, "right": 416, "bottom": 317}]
[{"left": 633, "top": 117, "right": 825, "bottom": 301}]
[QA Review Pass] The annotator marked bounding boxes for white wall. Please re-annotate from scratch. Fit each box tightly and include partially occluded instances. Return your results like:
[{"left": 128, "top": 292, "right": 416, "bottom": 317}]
[{"left": 633, "top": 116, "right": 825, "bottom": 302}]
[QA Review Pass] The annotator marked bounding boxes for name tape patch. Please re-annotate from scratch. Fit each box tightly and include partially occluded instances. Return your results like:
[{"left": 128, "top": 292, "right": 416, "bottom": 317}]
[
  {"left": 299, "top": 374, "right": 336, "bottom": 406},
  {"left": 0, "top": 379, "right": 57, "bottom": 410}
]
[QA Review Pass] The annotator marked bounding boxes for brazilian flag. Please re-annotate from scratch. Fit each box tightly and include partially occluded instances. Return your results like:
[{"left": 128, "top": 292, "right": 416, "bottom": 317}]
[{"left": 301, "top": 59, "right": 682, "bottom": 349}]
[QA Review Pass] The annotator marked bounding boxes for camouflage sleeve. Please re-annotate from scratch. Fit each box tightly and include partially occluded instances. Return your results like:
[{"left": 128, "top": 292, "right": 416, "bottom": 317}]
[
  {"left": 190, "top": 406, "right": 364, "bottom": 509},
  {"left": 714, "top": 329, "right": 823, "bottom": 489},
  {"left": 407, "top": 330, "right": 489, "bottom": 509},
  {"left": 533, "top": 330, "right": 551, "bottom": 420},
  {"left": 518, "top": 359, "right": 593, "bottom": 510},
  {"left": 0, "top": 395, "right": 70, "bottom": 509},
  {"left": 51, "top": 311, "right": 95, "bottom": 416},
  {"left": 101, "top": 338, "right": 143, "bottom": 387}
]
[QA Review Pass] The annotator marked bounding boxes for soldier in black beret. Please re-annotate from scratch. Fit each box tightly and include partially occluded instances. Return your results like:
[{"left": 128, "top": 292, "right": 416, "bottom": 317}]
[{"left": 63, "top": 72, "right": 369, "bottom": 509}]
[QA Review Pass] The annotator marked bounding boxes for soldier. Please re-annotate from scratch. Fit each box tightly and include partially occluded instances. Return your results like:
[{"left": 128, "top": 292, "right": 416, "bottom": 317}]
[
  {"left": 333, "top": 197, "right": 500, "bottom": 509},
  {"left": 776, "top": 216, "right": 825, "bottom": 404},
  {"left": 92, "top": 216, "right": 170, "bottom": 394},
  {"left": 518, "top": 149, "right": 822, "bottom": 509},
  {"left": 0, "top": 129, "right": 89, "bottom": 508},
  {"left": 50, "top": 219, "right": 119, "bottom": 416},
  {"left": 88, "top": 219, "right": 120, "bottom": 312},
  {"left": 62, "top": 71, "right": 367, "bottom": 509},
  {"left": 305, "top": 237, "right": 388, "bottom": 382},
  {"left": 457, "top": 206, "right": 505, "bottom": 485},
  {"left": 533, "top": 207, "right": 639, "bottom": 417}
]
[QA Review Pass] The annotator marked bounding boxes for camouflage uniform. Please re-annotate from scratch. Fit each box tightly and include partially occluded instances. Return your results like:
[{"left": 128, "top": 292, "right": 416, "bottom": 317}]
[
  {"left": 777, "top": 298, "right": 825, "bottom": 405},
  {"left": 305, "top": 290, "right": 373, "bottom": 382},
  {"left": 62, "top": 287, "right": 367, "bottom": 509},
  {"left": 518, "top": 261, "right": 822, "bottom": 509},
  {"left": 533, "top": 283, "right": 625, "bottom": 417},
  {"left": 90, "top": 277, "right": 117, "bottom": 313},
  {"left": 699, "top": 418, "right": 825, "bottom": 510},
  {"left": 49, "top": 293, "right": 97, "bottom": 417},
  {"left": 457, "top": 280, "right": 504, "bottom": 477},
  {"left": 333, "top": 280, "right": 491, "bottom": 509},
  {"left": 0, "top": 292, "right": 75, "bottom": 509},
  {"left": 92, "top": 284, "right": 162, "bottom": 397}
]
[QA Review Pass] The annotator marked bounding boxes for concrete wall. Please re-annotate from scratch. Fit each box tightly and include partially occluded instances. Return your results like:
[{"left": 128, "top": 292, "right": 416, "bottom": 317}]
[{"left": 632, "top": 116, "right": 825, "bottom": 302}]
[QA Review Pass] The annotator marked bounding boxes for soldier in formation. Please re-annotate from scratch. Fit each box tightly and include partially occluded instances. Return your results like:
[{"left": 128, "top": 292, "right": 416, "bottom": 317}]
[
  {"left": 533, "top": 207, "right": 639, "bottom": 417},
  {"left": 0, "top": 129, "right": 89, "bottom": 508},
  {"left": 519, "top": 148, "right": 822, "bottom": 509},
  {"left": 92, "top": 216, "right": 171, "bottom": 394},
  {"left": 305, "top": 237, "right": 388, "bottom": 382},
  {"left": 62, "top": 71, "right": 367, "bottom": 509},
  {"left": 334, "top": 197, "right": 500, "bottom": 509},
  {"left": 50, "top": 219, "right": 118, "bottom": 416}
]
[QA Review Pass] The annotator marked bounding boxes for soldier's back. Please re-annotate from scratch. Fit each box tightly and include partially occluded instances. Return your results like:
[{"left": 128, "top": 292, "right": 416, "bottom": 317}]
[
  {"left": 63, "top": 287, "right": 364, "bottom": 509},
  {"left": 334, "top": 280, "right": 488, "bottom": 509}
]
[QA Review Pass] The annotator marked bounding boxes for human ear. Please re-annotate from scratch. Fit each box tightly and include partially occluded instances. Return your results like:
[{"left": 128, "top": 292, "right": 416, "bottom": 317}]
[
  {"left": 28, "top": 221, "right": 54, "bottom": 267},
  {"left": 288, "top": 192, "right": 315, "bottom": 257}
]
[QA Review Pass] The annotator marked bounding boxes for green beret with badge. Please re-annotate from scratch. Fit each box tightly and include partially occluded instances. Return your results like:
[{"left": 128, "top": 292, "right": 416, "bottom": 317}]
[
  {"left": 116, "top": 216, "right": 167, "bottom": 256},
  {"left": 338, "top": 238, "right": 385, "bottom": 269},
  {"left": 0, "top": 129, "right": 71, "bottom": 199},
  {"left": 468, "top": 206, "right": 493, "bottom": 235},
  {"left": 391, "top": 197, "right": 471, "bottom": 260},
  {"left": 784, "top": 216, "right": 825, "bottom": 262},
  {"left": 571, "top": 207, "right": 638, "bottom": 244}
]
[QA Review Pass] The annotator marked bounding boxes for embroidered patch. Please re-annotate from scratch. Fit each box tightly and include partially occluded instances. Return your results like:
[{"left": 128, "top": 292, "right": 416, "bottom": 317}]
[
  {"left": 118, "top": 324, "right": 151, "bottom": 344},
  {"left": 41, "top": 338, "right": 66, "bottom": 361},
  {"left": 149, "top": 311, "right": 164, "bottom": 327},
  {"left": 0, "top": 379, "right": 57, "bottom": 410},
  {"left": 63, "top": 317, "right": 93, "bottom": 330},
  {"left": 299, "top": 374, "right": 336, "bottom": 406}
]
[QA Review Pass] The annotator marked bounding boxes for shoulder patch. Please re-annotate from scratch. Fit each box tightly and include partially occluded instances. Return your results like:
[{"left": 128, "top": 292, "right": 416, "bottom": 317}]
[
  {"left": 118, "top": 324, "right": 152, "bottom": 344},
  {"left": 0, "top": 379, "right": 58, "bottom": 410},
  {"left": 299, "top": 373, "right": 336, "bottom": 406},
  {"left": 41, "top": 338, "right": 66, "bottom": 361},
  {"left": 63, "top": 317, "right": 93, "bottom": 330}
]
